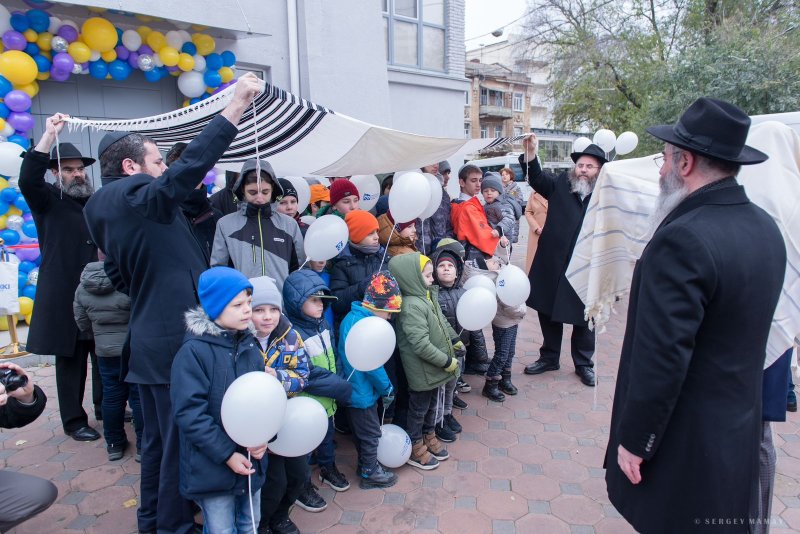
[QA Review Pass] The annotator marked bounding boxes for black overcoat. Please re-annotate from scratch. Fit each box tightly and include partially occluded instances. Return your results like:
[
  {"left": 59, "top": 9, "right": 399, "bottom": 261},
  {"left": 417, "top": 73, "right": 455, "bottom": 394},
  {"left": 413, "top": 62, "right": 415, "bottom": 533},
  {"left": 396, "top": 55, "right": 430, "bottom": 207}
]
[
  {"left": 19, "top": 150, "right": 98, "bottom": 356},
  {"left": 605, "top": 180, "right": 786, "bottom": 533}
]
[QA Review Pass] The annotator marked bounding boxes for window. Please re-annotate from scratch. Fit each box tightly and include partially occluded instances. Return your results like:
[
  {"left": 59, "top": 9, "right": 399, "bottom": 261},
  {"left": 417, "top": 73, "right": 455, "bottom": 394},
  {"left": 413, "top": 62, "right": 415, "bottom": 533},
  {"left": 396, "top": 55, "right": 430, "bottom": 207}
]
[
  {"left": 464, "top": 123, "right": 471, "bottom": 138},
  {"left": 495, "top": 125, "right": 503, "bottom": 137},
  {"left": 480, "top": 126, "right": 488, "bottom": 138},
  {"left": 494, "top": 91, "right": 503, "bottom": 106},
  {"left": 383, "top": 0, "right": 447, "bottom": 72},
  {"left": 540, "top": 139, "right": 574, "bottom": 163},
  {"left": 514, "top": 126, "right": 523, "bottom": 137},
  {"left": 513, "top": 92, "right": 524, "bottom": 111},
  {"left": 480, "top": 87, "right": 488, "bottom": 106},
  {"left": 465, "top": 90, "right": 470, "bottom": 105}
]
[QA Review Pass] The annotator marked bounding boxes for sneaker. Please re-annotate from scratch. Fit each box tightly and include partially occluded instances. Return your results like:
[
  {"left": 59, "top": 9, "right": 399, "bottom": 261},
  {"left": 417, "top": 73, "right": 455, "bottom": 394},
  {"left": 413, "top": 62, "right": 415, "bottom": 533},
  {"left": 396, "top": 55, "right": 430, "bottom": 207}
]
[
  {"left": 444, "top": 413, "right": 462, "bottom": 434},
  {"left": 269, "top": 517, "right": 299, "bottom": 534},
  {"left": 108, "top": 440, "right": 129, "bottom": 461},
  {"left": 319, "top": 464, "right": 350, "bottom": 491},
  {"left": 452, "top": 395, "right": 468, "bottom": 409},
  {"left": 456, "top": 379, "right": 471, "bottom": 393},
  {"left": 407, "top": 440, "right": 439, "bottom": 470},
  {"left": 359, "top": 464, "right": 398, "bottom": 489},
  {"left": 295, "top": 483, "right": 327, "bottom": 512},
  {"left": 435, "top": 422, "right": 457, "bottom": 443},
  {"left": 423, "top": 432, "right": 449, "bottom": 460}
]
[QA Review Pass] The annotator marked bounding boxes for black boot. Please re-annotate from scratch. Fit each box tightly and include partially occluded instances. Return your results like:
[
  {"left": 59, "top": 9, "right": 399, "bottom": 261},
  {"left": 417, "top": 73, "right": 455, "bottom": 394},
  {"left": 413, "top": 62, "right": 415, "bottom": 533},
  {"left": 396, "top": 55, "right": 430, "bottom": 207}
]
[
  {"left": 499, "top": 370, "right": 518, "bottom": 396},
  {"left": 482, "top": 378, "right": 505, "bottom": 402},
  {"left": 465, "top": 330, "right": 490, "bottom": 375}
]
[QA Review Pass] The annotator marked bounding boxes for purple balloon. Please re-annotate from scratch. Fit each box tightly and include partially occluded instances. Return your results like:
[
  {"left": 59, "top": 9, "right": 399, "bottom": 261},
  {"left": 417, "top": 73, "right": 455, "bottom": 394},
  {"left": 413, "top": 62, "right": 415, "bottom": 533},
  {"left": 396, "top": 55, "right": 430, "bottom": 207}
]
[
  {"left": 2, "top": 30, "right": 27, "bottom": 51},
  {"left": 115, "top": 45, "right": 130, "bottom": 60},
  {"left": 22, "top": 213, "right": 33, "bottom": 222},
  {"left": 52, "top": 52, "right": 75, "bottom": 73},
  {"left": 7, "top": 112, "right": 34, "bottom": 132},
  {"left": 49, "top": 68, "right": 70, "bottom": 82},
  {"left": 15, "top": 248, "right": 39, "bottom": 262},
  {"left": 3, "top": 90, "right": 32, "bottom": 112},
  {"left": 57, "top": 24, "right": 78, "bottom": 43},
  {"left": 127, "top": 51, "right": 139, "bottom": 69},
  {"left": 138, "top": 44, "right": 153, "bottom": 55},
  {"left": 202, "top": 169, "right": 216, "bottom": 185},
  {"left": 167, "top": 65, "right": 179, "bottom": 73}
]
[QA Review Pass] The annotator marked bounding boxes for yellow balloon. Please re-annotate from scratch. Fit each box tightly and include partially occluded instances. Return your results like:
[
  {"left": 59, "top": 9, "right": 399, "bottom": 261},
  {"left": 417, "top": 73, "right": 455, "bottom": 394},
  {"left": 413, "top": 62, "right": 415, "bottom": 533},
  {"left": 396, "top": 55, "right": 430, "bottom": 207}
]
[
  {"left": 136, "top": 14, "right": 157, "bottom": 23},
  {"left": 36, "top": 71, "right": 50, "bottom": 81},
  {"left": 0, "top": 51, "right": 38, "bottom": 86},
  {"left": 25, "top": 313, "right": 32, "bottom": 325},
  {"left": 101, "top": 50, "right": 117, "bottom": 62},
  {"left": 191, "top": 24, "right": 209, "bottom": 31},
  {"left": 137, "top": 26, "right": 152, "bottom": 40},
  {"left": 177, "top": 53, "right": 194, "bottom": 72},
  {"left": 182, "top": 99, "right": 190, "bottom": 107},
  {"left": 40, "top": 50, "right": 51, "bottom": 60},
  {"left": 68, "top": 41, "right": 92, "bottom": 63},
  {"left": 24, "top": 29, "right": 38, "bottom": 43},
  {"left": 88, "top": 6, "right": 107, "bottom": 13},
  {"left": 158, "top": 46, "right": 179, "bottom": 67},
  {"left": 146, "top": 31, "right": 167, "bottom": 52},
  {"left": 0, "top": 43, "right": 4, "bottom": 53},
  {"left": 0, "top": 317, "right": 8, "bottom": 331},
  {"left": 36, "top": 31, "right": 52, "bottom": 51},
  {"left": 195, "top": 35, "right": 215, "bottom": 56},
  {"left": 0, "top": 177, "right": 7, "bottom": 191},
  {"left": 17, "top": 81, "right": 39, "bottom": 98},
  {"left": 0, "top": 118, "right": 4, "bottom": 131},
  {"left": 18, "top": 297, "right": 33, "bottom": 317},
  {"left": 7, "top": 206, "right": 22, "bottom": 216},
  {"left": 219, "top": 66, "right": 234, "bottom": 83},
  {"left": 0, "top": 215, "right": 7, "bottom": 230},
  {"left": 170, "top": 69, "right": 180, "bottom": 77},
  {"left": 81, "top": 17, "right": 118, "bottom": 53}
]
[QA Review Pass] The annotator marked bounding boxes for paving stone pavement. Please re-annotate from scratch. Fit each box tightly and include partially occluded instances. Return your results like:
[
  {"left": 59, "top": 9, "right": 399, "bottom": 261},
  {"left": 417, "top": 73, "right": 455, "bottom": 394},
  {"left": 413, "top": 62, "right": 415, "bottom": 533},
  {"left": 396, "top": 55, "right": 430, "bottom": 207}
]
[{"left": 4, "top": 237, "right": 799, "bottom": 533}]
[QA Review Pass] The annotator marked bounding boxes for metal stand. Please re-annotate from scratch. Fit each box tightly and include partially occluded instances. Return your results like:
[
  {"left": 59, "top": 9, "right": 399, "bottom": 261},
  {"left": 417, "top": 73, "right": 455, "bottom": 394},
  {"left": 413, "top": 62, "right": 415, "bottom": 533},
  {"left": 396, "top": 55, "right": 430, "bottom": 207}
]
[{"left": 0, "top": 237, "right": 28, "bottom": 358}]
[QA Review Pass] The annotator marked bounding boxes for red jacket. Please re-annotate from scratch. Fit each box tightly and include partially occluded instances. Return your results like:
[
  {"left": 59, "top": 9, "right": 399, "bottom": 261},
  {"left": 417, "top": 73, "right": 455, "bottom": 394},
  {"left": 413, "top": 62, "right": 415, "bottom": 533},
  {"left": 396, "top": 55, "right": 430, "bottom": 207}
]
[{"left": 450, "top": 196, "right": 499, "bottom": 256}]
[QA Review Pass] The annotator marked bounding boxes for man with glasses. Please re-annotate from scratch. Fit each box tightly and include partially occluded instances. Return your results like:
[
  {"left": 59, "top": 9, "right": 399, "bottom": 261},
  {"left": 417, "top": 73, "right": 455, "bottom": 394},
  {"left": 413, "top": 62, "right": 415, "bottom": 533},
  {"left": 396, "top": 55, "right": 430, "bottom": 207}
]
[
  {"left": 19, "top": 116, "right": 101, "bottom": 441},
  {"left": 518, "top": 137, "right": 607, "bottom": 386}
]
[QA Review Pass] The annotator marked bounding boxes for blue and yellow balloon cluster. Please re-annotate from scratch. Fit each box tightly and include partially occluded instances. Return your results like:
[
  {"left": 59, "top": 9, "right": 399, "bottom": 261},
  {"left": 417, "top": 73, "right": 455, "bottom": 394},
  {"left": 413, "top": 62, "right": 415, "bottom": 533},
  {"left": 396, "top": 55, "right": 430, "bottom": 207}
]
[{"left": 0, "top": 175, "right": 38, "bottom": 329}]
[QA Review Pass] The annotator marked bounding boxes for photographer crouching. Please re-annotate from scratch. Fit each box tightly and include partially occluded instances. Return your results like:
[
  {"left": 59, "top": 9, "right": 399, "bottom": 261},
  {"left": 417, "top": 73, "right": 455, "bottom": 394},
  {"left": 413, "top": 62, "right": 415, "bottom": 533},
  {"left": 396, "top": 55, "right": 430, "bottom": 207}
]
[{"left": 0, "top": 362, "right": 58, "bottom": 531}]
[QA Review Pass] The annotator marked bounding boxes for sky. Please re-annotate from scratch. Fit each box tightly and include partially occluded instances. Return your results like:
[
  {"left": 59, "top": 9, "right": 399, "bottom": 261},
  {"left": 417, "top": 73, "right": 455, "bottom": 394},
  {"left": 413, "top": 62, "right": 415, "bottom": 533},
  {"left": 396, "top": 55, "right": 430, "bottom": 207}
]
[{"left": 463, "top": 0, "right": 528, "bottom": 52}]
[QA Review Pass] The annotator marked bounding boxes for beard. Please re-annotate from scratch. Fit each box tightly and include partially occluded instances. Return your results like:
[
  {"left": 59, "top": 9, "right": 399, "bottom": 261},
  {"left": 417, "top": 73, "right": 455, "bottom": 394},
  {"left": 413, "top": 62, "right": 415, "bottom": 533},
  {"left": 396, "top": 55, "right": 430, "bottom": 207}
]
[
  {"left": 650, "top": 166, "right": 690, "bottom": 232},
  {"left": 568, "top": 169, "right": 596, "bottom": 197},
  {"left": 61, "top": 180, "right": 94, "bottom": 199}
]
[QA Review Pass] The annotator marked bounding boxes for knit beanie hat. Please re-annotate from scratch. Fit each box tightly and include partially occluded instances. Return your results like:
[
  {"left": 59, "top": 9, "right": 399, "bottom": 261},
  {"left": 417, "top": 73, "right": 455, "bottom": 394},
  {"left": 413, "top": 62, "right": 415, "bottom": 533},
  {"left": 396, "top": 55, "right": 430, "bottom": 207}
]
[
  {"left": 435, "top": 237, "right": 466, "bottom": 260},
  {"left": 362, "top": 271, "right": 403, "bottom": 314},
  {"left": 329, "top": 179, "right": 360, "bottom": 206},
  {"left": 386, "top": 210, "right": 415, "bottom": 232},
  {"left": 277, "top": 178, "right": 298, "bottom": 200},
  {"left": 481, "top": 172, "right": 504, "bottom": 194},
  {"left": 250, "top": 276, "right": 283, "bottom": 311},
  {"left": 198, "top": 267, "right": 253, "bottom": 320},
  {"left": 345, "top": 210, "right": 379, "bottom": 244},
  {"left": 438, "top": 160, "right": 451, "bottom": 173},
  {"left": 310, "top": 184, "right": 330, "bottom": 204},
  {"left": 435, "top": 250, "right": 458, "bottom": 267}
]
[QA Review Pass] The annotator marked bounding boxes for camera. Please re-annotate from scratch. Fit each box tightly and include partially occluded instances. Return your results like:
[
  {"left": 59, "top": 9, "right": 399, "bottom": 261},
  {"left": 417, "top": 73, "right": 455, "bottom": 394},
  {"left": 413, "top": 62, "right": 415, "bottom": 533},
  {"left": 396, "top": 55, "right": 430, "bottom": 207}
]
[{"left": 0, "top": 368, "right": 28, "bottom": 393}]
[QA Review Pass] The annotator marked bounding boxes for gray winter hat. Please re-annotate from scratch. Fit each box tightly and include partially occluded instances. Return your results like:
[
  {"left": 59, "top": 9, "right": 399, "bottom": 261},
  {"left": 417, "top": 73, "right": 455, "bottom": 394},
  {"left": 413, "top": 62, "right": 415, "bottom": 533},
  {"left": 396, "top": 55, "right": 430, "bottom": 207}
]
[
  {"left": 250, "top": 276, "right": 283, "bottom": 311},
  {"left": 480, "top": 172, "right": 504, "bottom": 194},
  {"left": 438, "top": 160, "right": 451, "bottom": 173}
]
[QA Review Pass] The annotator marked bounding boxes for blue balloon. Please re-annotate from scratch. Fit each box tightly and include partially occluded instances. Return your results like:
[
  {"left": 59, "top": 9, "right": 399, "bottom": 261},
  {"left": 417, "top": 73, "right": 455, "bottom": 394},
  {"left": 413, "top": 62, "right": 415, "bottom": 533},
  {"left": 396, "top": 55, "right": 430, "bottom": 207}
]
[
  {"left": 0, "top": 76, "right": 12, "bottom": 98},
  {"left": 143, "top": 68, "right": 161, "bottom": 82},
  {"left": 22, "top": 285, "right": 36, "bottom": 299},
  {"left": 116, "top": 27, "right": 123, "bottom": 46},
  {"left": 205, "top": 53, "right": 223, "bottom": 71},
  {"left": 8, "top": 135, "right": 29, "bottom": 149},
  {"left": 1, "top": 229, "right": 20, "bottom": 246},
  {"left": 203, "top": 70, "right": 222, "bottom": 88},
  {"left": 89, "top": 60, "right": 108, "bottom": 79},
  {"left": 0, "top": 201, "right": 9, "bottom": 214},
  {"left": 10, "top": 13, "right": 30, "bottom": 32},
  {"left": 221, "top": 51, "right": 236, "bottom": 67},
  {"left": 189, "top": 97, "right": 201, "bottom": 105},
  {"left": 0, "top": 102, "right": 9, "bottom": 119},
  {"left": 21, "top": 221, "right": 37, "bottom": 238},
  {"left": 181, "top": 42, "right": 197, "bottom": 55},
  {"left": 14, "top": 197, "right": 29, "bottom": 214},
  {"left": 33, "top": 54, "right": 51, "bottom": 73},
  {"left": 0, "top": 188, "right": 19, "bottom": 203},
  {"left": 34, "top": 254, "right": 41, "bottom": 266},
  {"left": 18, "top": 260, "right": 35, "bottom": 273},
  {"left": 24, "top": 43, "right": 40, "bottom": 57},
  {"left": 17, "top": 272, "right": 28, "bottom": 291},
  {"left": 108, "top": 59, "right": 131, "bottom": 81},
  {"left": 26, "top": 9, "right": 51, "bottom": 33}
]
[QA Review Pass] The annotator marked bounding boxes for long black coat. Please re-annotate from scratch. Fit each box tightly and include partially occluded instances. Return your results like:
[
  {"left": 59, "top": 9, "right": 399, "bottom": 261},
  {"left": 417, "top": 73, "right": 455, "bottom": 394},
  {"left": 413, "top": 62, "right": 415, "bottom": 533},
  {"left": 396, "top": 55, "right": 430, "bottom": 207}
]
[
  {"left": 605, "top": 180, "right": 786, "bottom": 533},
  {"left": 519, "top": 154, "right": 589, "bottom": 325},
  {"left": 19, "top": 150, "right": 98, "bottom": 356},
  {"left": 84, "top": 115, "right": 238, "bottom": 385}
]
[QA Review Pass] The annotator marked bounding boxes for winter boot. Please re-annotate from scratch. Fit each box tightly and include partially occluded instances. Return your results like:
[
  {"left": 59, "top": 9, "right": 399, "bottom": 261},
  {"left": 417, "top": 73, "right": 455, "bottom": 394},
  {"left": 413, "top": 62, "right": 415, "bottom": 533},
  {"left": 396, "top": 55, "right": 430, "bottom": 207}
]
[
  {"left": 499, "top": 370, "right": 518, "bottom": 396},
  {"left": 482, "top": 378, "right": 506, "bottom": 403},
  {"left": 359, "top": 464, "right": 398, "bottom": 489},
  {"left": 423, "top": 431, "right": 450, "bottom": 460},
  {"left": 407, "top": 439, "right": 439, "bottom": 470}
]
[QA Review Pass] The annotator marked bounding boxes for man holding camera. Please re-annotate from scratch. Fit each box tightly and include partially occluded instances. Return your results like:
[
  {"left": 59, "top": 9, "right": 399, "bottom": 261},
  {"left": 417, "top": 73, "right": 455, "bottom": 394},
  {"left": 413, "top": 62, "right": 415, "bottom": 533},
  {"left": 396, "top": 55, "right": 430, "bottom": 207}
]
[{"left": 0, "top": 362, "right": 58, "bottom": 531}]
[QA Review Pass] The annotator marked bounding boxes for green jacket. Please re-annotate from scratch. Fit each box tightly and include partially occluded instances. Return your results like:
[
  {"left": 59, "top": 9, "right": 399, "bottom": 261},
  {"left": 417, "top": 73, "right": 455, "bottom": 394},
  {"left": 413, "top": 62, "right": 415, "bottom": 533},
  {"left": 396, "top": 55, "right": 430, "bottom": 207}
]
[{"left": 388, "top": 253, "right": 460, "bottom": 392}]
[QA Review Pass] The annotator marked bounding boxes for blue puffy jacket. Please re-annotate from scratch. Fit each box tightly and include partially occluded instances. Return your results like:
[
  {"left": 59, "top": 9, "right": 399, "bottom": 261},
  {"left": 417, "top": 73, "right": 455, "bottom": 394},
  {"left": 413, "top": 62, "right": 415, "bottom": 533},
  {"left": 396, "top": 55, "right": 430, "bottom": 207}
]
[{"left": 338, "top": 302, "right": 393, "bottom": 409}]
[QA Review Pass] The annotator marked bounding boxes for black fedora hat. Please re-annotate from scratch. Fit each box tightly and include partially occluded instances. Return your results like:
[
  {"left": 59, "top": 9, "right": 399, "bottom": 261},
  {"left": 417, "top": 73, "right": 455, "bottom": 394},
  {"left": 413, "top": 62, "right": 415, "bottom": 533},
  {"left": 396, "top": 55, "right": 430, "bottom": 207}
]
[
  {"left": 49, "top": 142, "right": 95, "bottom": 168},
  {"left": 646, "top": 97, "right": 767, "bottom": 165},
  {"left": 570, "top": 143, "right": 608, "bottom": 165}
]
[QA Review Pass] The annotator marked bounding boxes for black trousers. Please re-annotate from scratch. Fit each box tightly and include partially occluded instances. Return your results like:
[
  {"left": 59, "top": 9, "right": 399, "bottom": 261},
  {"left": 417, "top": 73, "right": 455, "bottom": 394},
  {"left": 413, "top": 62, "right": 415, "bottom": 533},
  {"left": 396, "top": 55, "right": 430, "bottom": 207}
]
[
  {"left": 55, "top": 339, "right": 102, "bottom": 433},
  {"left": 138, "top": 384, "right": 195, "bottom": 534},
  {"left": 406, "top": 389, "right": 439, "bottom": 443},
  {"left": 348, "top": 405, "right": 381, "bottom": 473},
  {"left": 383, "top": 348, "right": 408, "bottom": 427},
  {"left": 259, "top": 454, "right": 308, "bottom": 527},
  {"left": 0, "top": 470, "right": 58, "bottom": 531},
  {"left": 537, "top": 311, "right": 595, "bottom": 368}
]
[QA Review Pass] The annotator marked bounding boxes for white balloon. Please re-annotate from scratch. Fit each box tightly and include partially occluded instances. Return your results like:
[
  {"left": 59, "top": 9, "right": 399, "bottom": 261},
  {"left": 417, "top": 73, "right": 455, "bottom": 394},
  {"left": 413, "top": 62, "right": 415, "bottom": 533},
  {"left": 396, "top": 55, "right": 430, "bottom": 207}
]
[
  {"left": 304, "top": 214, "right": 349, "bottom": 261},
  {"left": 214, "top": 173, "right": 227, "bottom": 189},
  {"left": 495, "top": 265, "right": 530, "bottom": 307},
  {"left": 300, "top": 215, "right": 316, "bottom": 226},
  {"left": 165, "top": 30, "right": 184, "bottom": 50},
  {"left": 267, "top": 397, "right": 329, "bottom": 457},
  {"left": 377, "top": 424, "right": 412, "bottom": 468},
  {"left": 7, "top": 177, "right": 19, "bottom": 189},
  {"left": 210, "top": 186, "right": 220, "bottom": 194},
  {"left": 389, "top": 171, "right": 429, "bottom": 223},
  {"left": 592, "top": 129, "right": 617, "bottom": 153},
  {"left": 48, "top": 16, "right": 62, "bottom": 34},
  {"left": 154, "top": 54, "right": 164, "bottom": 67},
  {"left": 615, "top": 131, "right": 639, "bottom": 156},
  {"left": 177, "top": 71, "right": 206, "bottom": 98},
  {"left": 283, "top": 176, "right": 311, "bottom": 215},
  {"left": 0, "top": 5, "right": 11, "bottom": 35},
  {"left": 221, "top": 372, "right": 287, "bottom": 447},
  {"left": 463, "top": 274, "right": 496, "bottom": 294},
  {"left": 89, "top": 50, "right": 101, "bottom": 62},
  {"left": 192, "top": 54, "right": 206, "bottom": 72},
  {"left": 345, "top": 316, "right": 396, "bottom": 372},
  {"left": 349, "top": 175, "right": 381, "bottom": 211},
  {"left": 0, "top": 142, "right": 25, "bottom": 177},
  {"left": 419, "top": 173, "right": 443, "bottom": 220},
  {"left": 2, "top": 123, "right": 15, "bottom": 138},
  {"left": 572, "top": 136, "right": 592, "bottom": 153},
  {"left": 456, "top": 287, "right": 497, "bottom": 331},
  {"left": 178, "top": 30, "right": 192, "bottom": 43},
  {"left": 121, "top": 29, "right": 142, "bottom": 51}
]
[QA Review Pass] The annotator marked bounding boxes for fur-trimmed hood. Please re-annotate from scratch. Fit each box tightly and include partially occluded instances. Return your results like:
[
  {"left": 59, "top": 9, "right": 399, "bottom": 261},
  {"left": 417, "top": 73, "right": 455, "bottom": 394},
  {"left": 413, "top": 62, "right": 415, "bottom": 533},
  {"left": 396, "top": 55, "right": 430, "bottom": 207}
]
[{"left": 184, "top": 306, "right": 256, "bottom": 344}]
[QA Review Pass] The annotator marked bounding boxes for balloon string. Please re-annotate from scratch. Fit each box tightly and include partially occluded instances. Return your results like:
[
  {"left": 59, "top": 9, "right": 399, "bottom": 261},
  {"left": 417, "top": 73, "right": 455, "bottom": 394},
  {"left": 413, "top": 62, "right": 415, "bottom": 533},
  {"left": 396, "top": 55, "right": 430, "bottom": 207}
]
[
  {"left": 420, "top": 219, "right": 425, "bottom": 254},
  {"left": 252, "top": 99, "right": 261, "bottom": 190},
  {"left": 248, "top": 451, "right": 257, "bottom": 534},
  {"left": 378, "top": 225, "right": 395, "bottom": 272},
  {"left": 299, "top": 257, "right": 309, "bottom": 270},
  {"left": 381, "top": 403, "right": 386, "bottom": 427},
  {"left": 346, "top": 369, "right": 355, "bottom": 382},
  {"left": 55, "top": 129, "right": 63, "bottom": 200}
]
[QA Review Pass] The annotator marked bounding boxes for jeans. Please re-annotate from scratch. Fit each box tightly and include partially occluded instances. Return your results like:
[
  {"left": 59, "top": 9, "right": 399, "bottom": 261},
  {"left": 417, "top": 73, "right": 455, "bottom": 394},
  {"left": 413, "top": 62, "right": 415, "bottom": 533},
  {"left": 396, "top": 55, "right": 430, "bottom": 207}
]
[
  {"left": 347, "top": 406, "right": 381, "bottom": 473},
  {"left": 315, "top": 417, "right": 335, "bottom": 467},
  {"left": 96, "top": 357, "right": 143, "bottom": 450},
  {"left": 406, "top": 389, "right": 439, "bottom": 443},
  {"left": 487, "top": 325, "right": 518, "bottom": 378},
  {"left": 197, "top": 490, "right": 261, "bottom": 534}
]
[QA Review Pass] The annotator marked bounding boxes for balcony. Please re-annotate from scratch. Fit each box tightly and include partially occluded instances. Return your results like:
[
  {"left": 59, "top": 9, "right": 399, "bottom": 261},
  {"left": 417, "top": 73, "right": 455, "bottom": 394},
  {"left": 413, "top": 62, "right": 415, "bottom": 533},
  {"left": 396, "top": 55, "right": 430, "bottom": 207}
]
[{"left": 479, "top": 105, "right": 513, "bottom": 119}]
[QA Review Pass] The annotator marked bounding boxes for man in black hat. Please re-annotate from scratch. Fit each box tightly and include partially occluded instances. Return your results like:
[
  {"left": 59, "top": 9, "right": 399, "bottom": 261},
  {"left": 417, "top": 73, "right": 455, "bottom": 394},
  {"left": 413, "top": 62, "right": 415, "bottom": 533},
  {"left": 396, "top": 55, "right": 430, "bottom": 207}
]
[
  {"left": 605, "top": 97, "right": 786, "bottom": 533},
  {"left": 18, "top": 114, "right": 101, "bottom": 442},
  {"left": 518, "top": 137, "right": 607, "bottom": 386}
]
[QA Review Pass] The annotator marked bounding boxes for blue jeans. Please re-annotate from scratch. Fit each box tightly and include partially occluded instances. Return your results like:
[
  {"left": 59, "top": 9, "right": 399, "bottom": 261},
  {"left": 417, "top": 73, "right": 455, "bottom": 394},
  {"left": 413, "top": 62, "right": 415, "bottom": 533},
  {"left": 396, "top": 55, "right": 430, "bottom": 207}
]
[
  {"left": 96, "top": 357, "right": 143, "bottom": 450},
  {"left": 197, "top": 490, "right": 261, "bottom": 534},
  {"left": 315, "top": 417, "right": 335, "bottom": 467},
  {"left": 486, "top": 325, "right": 518, "bottom": 378}
]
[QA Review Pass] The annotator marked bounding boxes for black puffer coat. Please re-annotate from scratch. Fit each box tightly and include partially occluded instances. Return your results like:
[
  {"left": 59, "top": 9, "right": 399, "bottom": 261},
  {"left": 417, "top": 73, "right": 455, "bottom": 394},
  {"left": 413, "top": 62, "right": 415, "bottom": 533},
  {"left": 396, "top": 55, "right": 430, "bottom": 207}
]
[
  {"left": 430, "top": 242, "right": 469, "bottom": 346},
  {"left": 328, "top": 244, "right": 387, "bottom": 329}
]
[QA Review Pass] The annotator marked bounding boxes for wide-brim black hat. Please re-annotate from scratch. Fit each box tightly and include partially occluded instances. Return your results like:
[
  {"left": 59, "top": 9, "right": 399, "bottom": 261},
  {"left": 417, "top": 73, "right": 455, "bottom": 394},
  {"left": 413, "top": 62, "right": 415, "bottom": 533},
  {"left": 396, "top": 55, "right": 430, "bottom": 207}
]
[
  {"left": 49, "top": 142, "right": 95, "bottom": 168},
  {"left": 646, "top": 97, "right": 768, "bottom": 165},
  {"left": 570, "top": 143, "right": 608, "bottom": 165}
]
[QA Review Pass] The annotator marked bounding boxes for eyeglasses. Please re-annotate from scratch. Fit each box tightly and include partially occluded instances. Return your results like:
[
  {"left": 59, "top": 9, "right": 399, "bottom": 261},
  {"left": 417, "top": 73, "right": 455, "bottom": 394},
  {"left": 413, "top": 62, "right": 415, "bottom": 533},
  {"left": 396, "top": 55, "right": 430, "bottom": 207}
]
[
  {"left": 576, "top": 163, "right": 598, "bottom": 170},
  {"left": 654, "top": 154, "right": 664, "bottom": 168}
]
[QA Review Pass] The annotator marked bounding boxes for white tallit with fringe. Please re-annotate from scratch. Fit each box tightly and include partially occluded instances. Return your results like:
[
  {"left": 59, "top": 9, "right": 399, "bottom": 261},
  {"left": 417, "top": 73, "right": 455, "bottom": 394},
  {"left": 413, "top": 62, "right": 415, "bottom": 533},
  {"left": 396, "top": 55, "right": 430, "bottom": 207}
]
[
  {"left": 566, "top": 121, "right": 800, "bottom": 368},
  {"left": 65, "top": 81, "right": 525, "bottom": 176}
]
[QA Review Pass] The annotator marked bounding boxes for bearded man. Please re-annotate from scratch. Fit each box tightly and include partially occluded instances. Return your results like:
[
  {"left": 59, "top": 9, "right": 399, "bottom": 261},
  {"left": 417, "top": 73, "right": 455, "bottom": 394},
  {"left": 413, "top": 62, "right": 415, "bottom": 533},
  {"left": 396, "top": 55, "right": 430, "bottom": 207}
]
[
  {"left": 518, "top": 137, "right": 605, "bottom": 386},
  {"left": 19, "top": 114, "right": 101, "bottom": 442}
]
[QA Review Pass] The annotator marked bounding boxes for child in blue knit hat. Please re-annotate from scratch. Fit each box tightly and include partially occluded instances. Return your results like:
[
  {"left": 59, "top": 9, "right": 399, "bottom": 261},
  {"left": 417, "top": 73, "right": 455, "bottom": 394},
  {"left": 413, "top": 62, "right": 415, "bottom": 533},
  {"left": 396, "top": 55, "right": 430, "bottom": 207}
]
[{"left": 170, "top": 266, "right": 268, "bottom": 532}]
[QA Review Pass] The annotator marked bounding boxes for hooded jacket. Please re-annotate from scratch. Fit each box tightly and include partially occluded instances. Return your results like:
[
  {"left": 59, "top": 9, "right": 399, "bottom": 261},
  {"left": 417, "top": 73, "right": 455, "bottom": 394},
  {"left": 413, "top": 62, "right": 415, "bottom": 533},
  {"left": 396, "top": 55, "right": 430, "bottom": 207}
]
[
  {"left": 259, "top": 314, "right": 310, "bottom": 396},
  {"left": 430, "top": 245, "right": 469, "bottom": 346},
  {"left": 377, "top": 213, "right": 417, "bottom": 257},
  {"left": 73, "top": 261, "right": 131, "bottom": 358},
  {"left": 170, "top": 307, "right": 267, "bottom": 500},
  {"left": 484, "top": 195, "right": 518, "bottom": 243},
  {"left": 462, "top": 258, "right": 526, "bottom": 329},
  {"left": 182, "top": 186, "right": 222, "bottom": 264},
  {"left": 329, "top": 242, "right": 387, "bottom": 329},
  {"left": 415, "top": 184, "right": 453, "bottom": 255},
  {"left": 208, "top": 170, "right": 240, "bottom": 216},
  {"left": 450, "top": 196, "right": 500, "bottom": 257},
  {"left": 388, "top": 253, "right": 460, "bottom": 392},
  {"left": 338, "top": 302, "right": 394, "bottom": 408}
]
